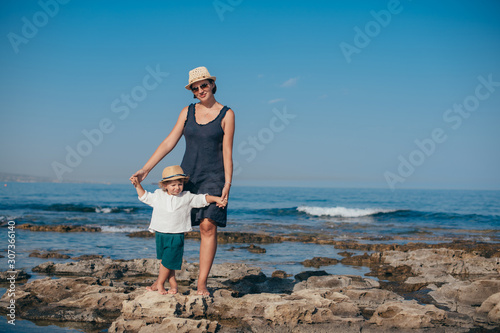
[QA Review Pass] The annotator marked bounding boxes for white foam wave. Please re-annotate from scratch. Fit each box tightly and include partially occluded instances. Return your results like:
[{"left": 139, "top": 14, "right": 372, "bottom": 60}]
[
  {"left": 101, "top": 226, "right": 146, "bottom": 233},
  {"left": 297, "top": 206, "right": 396, "bottom": 218},
  {"left": 95, "top": 207, "right": 117, "bottom": 214}
]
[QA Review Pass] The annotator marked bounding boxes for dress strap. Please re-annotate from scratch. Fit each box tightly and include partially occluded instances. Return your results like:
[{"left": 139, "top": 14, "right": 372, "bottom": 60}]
[
  {"left": 219, "top": 106, "right": 229, "bottom": 120},
  {"left": 184, "top": 103, "right": 195, "bottom": 127}
]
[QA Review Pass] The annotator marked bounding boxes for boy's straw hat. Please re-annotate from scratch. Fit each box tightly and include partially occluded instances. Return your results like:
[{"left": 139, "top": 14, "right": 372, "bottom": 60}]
[
  {"left": 160, "top": 165, "right": 189, "bottom": 182},
  {"left": 185, "top": 66, "right": 216, "bottom": 90}
]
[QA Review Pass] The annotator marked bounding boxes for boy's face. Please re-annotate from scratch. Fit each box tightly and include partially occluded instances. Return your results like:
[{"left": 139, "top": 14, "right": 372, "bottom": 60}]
[{"left": 163, "top": 179, "right": 184, "bottom": 196}]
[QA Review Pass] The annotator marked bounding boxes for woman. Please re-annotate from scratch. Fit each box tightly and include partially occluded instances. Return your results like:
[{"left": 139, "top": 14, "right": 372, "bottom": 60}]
[{"left": 130, "top": 66, "right": 235, "bottom": 296}]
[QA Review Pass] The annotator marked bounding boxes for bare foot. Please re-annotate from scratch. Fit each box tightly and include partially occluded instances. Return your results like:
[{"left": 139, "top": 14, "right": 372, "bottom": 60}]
[
  {"left": 157, "top": 286, "right": 168, "bottom": 295},
  {"left": 146, "top": 281, "right": 158, "bottom": 291},
  {"left": 196, "top": 288, "right": 211, "bottom": 296},
  {"left": 167, "top": 288, "right": 178, "bottom": 295}
]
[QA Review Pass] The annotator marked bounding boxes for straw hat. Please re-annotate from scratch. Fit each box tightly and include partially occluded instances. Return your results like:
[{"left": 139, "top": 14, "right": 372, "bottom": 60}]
[
  {"left": 185, "top": 66, "right": 216, "bottom": 90},
  {"left": 160, "top": 165, "right": 189, "bottom": 182}
]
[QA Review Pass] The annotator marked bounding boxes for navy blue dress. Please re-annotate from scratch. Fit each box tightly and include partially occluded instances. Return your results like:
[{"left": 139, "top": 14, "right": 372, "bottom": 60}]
[{"left": 181, "top": 103, "right": 229, "bottom": 227}]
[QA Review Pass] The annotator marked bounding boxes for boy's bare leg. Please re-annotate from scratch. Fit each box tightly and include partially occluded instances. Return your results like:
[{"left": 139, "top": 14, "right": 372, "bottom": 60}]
[
  {"left": 156, "top": 263, "right": 169, "bottom": 295},
  {"left": 197, "top": 218, "right": 217, "bottom": 296},
  {"left": 167, "top": 270, "right": 178, "bottom": 294}
]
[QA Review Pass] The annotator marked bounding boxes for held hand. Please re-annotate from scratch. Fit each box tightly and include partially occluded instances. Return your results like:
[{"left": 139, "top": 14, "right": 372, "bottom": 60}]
[
  {"left": 130, "top": 169, "right": 148, "bottom": 185},
  {"left": 217, "top": 184, "right": 231, "bottom": 208},
  {"left": 130, "top": 177, "right": 139, "bottom": 187},
  {"left": 216, "top": 197, "right": 228, "bottom": 208}
]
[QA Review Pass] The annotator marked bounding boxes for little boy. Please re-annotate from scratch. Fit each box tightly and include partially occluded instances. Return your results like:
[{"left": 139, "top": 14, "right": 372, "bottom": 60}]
[{"left": 131, "top": 165, "right": 226, "bottom": 295}]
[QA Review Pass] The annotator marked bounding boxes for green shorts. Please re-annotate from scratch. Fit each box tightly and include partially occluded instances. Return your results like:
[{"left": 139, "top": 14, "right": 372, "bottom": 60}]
[{"left": 155, "top": 232, "right": 184, "bottom": 270}]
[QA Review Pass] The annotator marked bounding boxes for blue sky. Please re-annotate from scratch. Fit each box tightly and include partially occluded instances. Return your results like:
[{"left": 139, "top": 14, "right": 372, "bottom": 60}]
[{"left": 1, "top": 0, "right": 499, "bottom": 189}]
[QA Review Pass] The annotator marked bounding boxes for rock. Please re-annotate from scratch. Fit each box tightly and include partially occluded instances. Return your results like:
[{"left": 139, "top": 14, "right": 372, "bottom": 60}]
[
  {"left": 4, "top": 249, "right": 500, "bottom": 332},
  {"left": 138, "top": 318, "right": 218, "bottom": 333},
  {"left": 18, "top": 223, "right": 101, "bottom": 232},
  {"left": 127, "top": 231, "right": 154, "bottom": 238},
  {"left": 242, "top": 244, "right": 266, "bottom": 253},
  {"left": 0, "top": 269, "right": 31, "bottom": 283},
  {"left": 29, "top": 250, "right": 71, "bottom": 259},
  {"left": 120, "top": 290, "right": 213, "bottom": 322},
  {"left": 128, "top": 231, "right": 284, "bottom": 244},
  {"left": 369, "top": 301, "right": 447, "bottom": 328},
  {"left": 72, "top": 254, "right": 104, "bottom": 260},
  {"left": 345, "top": 288, "right": 403, "bottom": 316},
  {"left": 293, "top": 274, "right": 379, "bottom": 292},
  {"left": 381, "top": 248, "right": 500, "bottom": 281},
  {"left": 0, "top": 276, "right": 134, "bottom": 323},
  {"left": 32, "top": 258, "right": 160, "bottom": 278},
  {"left": 302, "top": 256, "right": 339, "bottom": 268},
  {"left": 476, "top": 292, "right": 500, "bottom": 324},
  {"left": 272, "top": 270, "right": 292, "bottom": 279},
  {"left": 430, "top": 279, "right": 500, "bottom": 315},
  {"left": 294, "top": 270, "right": 329, "bottom": 282}
]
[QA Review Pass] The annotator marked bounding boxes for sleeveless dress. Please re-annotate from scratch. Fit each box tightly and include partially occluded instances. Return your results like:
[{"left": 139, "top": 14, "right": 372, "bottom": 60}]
[{"left": 181, "top": 103, "right": 229, "bottom": 227}]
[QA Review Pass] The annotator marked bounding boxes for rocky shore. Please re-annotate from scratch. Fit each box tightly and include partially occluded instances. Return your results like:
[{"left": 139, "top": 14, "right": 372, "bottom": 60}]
[{"left": 1, "top": 235, "right": 499, "bottom": 332}]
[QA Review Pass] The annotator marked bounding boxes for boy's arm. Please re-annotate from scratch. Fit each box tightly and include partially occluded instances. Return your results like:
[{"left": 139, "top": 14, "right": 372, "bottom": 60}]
[
  {"left": 131, "top": 177, "right": 146, "bottom": 197},
  {"left": 205, "top": 195, "right": 227, "bottom": 207}
]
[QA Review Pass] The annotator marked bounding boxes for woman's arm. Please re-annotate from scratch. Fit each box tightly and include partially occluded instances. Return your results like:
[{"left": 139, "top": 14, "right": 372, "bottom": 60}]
[
  {"left": 130, "top": 106, "right": 189, "bottom": 183},
  {"left": 220, "top": 109, "right": 235, "bottom": 205}
]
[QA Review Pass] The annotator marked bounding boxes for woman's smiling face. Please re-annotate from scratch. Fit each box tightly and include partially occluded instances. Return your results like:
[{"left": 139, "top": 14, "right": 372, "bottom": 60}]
[{"left": 191, "top": 80, "right": 212, "bottom": 100}]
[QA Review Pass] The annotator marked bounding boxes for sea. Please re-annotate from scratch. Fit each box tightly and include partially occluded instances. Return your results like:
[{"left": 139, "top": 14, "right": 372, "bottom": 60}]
[{"left": 0, "top": 182, "right": 499, "bottom": 332}]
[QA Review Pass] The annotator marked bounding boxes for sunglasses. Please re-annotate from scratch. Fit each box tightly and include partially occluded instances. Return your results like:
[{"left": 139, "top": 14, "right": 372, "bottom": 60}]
[{"left": 191, "top": 83, "right": 210, "bottom": 93}]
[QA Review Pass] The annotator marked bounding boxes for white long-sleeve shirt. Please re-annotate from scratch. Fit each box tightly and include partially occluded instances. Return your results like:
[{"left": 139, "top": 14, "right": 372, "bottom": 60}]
[{"left": 139, "top": 190, "right": 209, "bottom": 233}]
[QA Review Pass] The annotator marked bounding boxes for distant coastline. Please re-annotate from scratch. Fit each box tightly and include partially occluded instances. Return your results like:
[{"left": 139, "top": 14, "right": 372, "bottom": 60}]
[{"left": 0, "top": 172, "right": 104, "bottom": 184}]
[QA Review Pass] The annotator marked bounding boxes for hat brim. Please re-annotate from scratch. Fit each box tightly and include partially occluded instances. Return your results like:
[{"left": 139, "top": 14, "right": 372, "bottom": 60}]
[
  {"left": 185, "top": 76, "right": 216, "bottom": 90},
  {"left": 160, "top": 175, "right": 189, "bottom": 183}
]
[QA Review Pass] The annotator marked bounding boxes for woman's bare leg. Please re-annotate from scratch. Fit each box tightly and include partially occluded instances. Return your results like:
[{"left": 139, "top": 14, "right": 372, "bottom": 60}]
[{"left": 197, "top": 218, "right": 217, "bottom": 295}]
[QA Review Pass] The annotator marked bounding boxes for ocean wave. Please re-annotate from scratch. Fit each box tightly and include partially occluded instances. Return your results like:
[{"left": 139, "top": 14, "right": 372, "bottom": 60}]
[
  {"left": 36, "top": 204, "right": 139, "bottom": 214},
  {"left": 297, "top": 206, "right": 398, "bottom": 218}
]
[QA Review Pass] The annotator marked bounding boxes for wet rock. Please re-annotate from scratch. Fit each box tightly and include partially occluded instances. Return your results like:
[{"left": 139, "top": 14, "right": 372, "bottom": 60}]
[
  {"left": 294, "top": 270, "right": 329, "bottom": 282},
  {"left": 301, "top": 256, "right": 339, "bottom": 268},
  {"left": 32, "top": 258, "right": 160, "bottom": 278},
  {"left": 341, "top": 252, "right": 380, "bottom": 266},
  {"left": 29, "top": 250, "right": 71, "bottom": 259},
  {"left": 212, "top": 231, "right": 282, "bottom": 244},
  {"left": 242, "top": 244, "right": 266, "bottom": 253},
  {"left": 18, "top": 223, "right": 101, "bottom": 232},
  {"left": 72, "top": 254, "right": 104, "bottom": 260},
  {"left": 0, "top": 269, "right": 31, "bottom": 283},
  {"left": 272, "top": 270, "right": 292, "bottom": 279},
  {"left": 127, "top": 230, "right": 153, "bottom": 238},
  {"left": 228, "top": 244, "right": 267, "bottom": 254}
]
